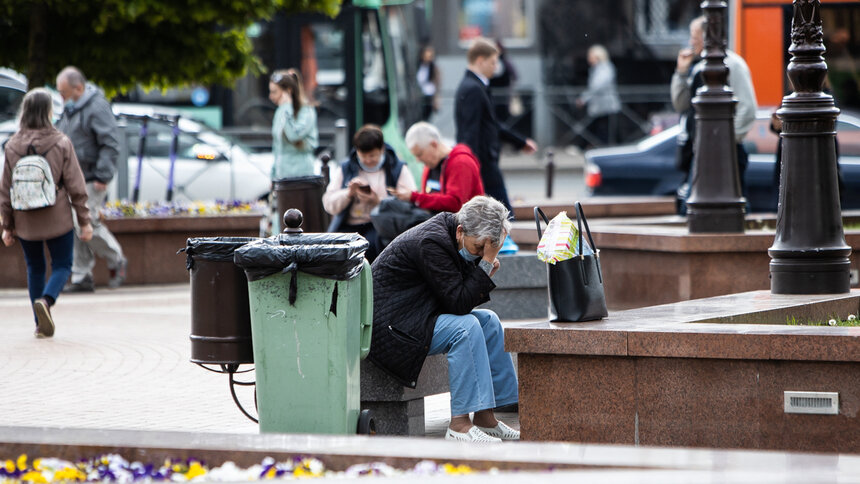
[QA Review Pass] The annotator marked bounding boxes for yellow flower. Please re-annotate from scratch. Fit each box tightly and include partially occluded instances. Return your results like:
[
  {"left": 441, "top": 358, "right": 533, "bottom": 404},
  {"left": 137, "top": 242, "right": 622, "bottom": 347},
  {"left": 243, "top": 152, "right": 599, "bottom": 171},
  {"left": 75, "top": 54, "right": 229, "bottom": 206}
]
[
  {"left": 185, "top": 461, "right": 206, "bottom": 480},
  {"left": 32, "top": 459, "right": 41, "bottom": 471},
  {"left": 53, "top": 467, "right": 86, "bottom": 481},
  {"left": 4, "top": 460, "right": 15, "bottom": 473},
  {"left": 442, "top": 463, "right": 473, "bottom": 475},
  {"left": 16, "top": 455, "right": 27, "bottom": 471},
  {"left": 19, "top": 470, "right": 46, "bottom": 483},
  {"left": 265, "top": 466, "right": 277, "bottom": 479}
]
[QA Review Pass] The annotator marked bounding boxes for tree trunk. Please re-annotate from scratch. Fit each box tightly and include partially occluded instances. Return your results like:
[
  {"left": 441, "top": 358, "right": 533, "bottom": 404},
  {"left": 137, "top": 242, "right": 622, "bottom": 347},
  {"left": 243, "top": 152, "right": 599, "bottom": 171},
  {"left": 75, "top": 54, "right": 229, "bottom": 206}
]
[{"left": 27, "top": 2, "right": 48, "bottom": 88}]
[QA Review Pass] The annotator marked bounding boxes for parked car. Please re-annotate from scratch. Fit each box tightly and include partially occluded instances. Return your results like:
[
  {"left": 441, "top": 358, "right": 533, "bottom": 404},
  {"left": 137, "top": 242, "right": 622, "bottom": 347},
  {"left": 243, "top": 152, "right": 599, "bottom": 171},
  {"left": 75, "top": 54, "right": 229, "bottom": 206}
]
[
  {"left": 1, "top": 96, "right": 275, "bottom": 202},
  {"left": 585, "top": 110, "right": 860, "bottom": 212},
  {"left": 111, "top": 104, "right": 273, "bottom": 202}
]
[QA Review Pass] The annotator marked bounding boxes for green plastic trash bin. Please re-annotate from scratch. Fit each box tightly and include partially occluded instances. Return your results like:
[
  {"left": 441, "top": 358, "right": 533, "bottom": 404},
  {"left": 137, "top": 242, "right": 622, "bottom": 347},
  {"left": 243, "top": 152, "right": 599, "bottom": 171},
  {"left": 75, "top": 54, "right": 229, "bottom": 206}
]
[{"left": 234, "top": 230, "right": 373, "bottom": 434}]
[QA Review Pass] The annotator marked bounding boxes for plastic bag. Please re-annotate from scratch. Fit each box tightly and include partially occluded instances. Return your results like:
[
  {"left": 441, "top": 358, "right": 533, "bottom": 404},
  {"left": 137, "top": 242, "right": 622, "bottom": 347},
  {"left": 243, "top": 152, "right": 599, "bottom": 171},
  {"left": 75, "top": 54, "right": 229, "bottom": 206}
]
[
  {"left": 536, "top": 211, "right": 592, "bottom": 264},
  {"left": 233, "top": 232, "right": 369, "bottom": 282},
  {"left": 179, "top": 237, "right": 259, "bottom": 270}
]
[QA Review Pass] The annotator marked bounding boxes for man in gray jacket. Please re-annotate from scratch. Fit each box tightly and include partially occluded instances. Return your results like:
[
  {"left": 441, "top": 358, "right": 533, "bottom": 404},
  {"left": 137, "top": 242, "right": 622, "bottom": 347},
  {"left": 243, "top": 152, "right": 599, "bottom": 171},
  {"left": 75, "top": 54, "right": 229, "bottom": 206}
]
[{"left": 56, "top": 66, "right": 126, "bottom": 292}]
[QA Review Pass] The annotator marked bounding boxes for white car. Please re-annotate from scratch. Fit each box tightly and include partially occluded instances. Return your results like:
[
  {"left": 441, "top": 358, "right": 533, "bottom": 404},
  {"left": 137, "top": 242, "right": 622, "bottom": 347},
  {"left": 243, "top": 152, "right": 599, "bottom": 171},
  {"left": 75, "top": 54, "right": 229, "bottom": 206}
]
[
  {"left": 112, "top": 103, "right": 273, "bottom": 202},
  {"left": 1, "top": 89, "right": 275, "bottom": 202}
]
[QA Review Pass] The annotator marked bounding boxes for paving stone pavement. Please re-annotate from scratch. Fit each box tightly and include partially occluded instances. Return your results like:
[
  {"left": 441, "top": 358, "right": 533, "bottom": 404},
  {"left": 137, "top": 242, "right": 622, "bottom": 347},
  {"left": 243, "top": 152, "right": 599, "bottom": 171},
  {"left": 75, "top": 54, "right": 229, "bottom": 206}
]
[{"left": 0, "top": 284, "right": 517, "bottom": 437}]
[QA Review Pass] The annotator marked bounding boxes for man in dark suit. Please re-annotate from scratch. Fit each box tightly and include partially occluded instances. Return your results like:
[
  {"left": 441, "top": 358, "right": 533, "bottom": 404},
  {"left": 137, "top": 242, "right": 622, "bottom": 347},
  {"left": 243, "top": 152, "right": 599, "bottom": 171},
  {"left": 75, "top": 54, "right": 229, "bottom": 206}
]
[{"left": 455, "top": 37, "right": 537, "bottom": 213}]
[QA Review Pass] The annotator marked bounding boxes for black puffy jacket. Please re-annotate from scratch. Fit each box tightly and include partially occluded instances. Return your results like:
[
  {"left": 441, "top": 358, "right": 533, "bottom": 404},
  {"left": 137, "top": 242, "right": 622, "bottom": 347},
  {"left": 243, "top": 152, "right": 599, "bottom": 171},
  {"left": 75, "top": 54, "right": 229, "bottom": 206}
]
[{"left": 368, "top": 212, "right": 495, "bottom": 387}]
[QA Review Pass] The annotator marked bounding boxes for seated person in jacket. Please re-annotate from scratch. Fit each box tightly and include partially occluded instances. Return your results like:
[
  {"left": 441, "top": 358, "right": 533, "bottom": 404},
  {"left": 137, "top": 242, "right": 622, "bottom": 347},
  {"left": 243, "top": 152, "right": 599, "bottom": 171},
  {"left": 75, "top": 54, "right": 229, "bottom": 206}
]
[
  {"left": 369, "top": 196, "right": 519, "bottom": 443},
  {"left": 392, "top": 121, "right": 484, "bottom": 213},
  {"left": 323, "top": 125, "right": 416, "bottom": 261}
]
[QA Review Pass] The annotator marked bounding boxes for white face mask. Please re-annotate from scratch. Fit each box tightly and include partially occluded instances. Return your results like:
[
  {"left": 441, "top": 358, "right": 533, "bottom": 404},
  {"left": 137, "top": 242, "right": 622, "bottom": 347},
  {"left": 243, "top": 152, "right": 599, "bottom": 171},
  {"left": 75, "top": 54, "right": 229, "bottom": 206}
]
[
  {"left": 459, "top": 247, "right": 480, "bottom": 262},
  {"left": 358, "top": 152, "right": 385, "bottom": 173}
]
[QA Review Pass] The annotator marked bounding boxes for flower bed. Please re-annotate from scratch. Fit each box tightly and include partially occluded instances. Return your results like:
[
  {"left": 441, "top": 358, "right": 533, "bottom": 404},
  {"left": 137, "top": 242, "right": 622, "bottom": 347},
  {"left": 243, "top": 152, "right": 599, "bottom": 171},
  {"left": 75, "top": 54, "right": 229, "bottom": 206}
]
[
  {"left": 101, "top": 200, "right": 267, "bottom": 219},
  {"left": 1, "top": 454, "right": 483, "bottom": 482}
]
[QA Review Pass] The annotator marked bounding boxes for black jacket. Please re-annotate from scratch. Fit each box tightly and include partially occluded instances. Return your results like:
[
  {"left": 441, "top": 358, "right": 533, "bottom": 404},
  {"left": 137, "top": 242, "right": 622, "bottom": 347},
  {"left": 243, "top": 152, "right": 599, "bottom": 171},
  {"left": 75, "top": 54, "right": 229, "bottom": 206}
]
[
  {"left": 454, "top": 70, "right": 526, "bottom": 170},
  {"left": 368, "top": 212, "right": 495, "bottom": 387}
]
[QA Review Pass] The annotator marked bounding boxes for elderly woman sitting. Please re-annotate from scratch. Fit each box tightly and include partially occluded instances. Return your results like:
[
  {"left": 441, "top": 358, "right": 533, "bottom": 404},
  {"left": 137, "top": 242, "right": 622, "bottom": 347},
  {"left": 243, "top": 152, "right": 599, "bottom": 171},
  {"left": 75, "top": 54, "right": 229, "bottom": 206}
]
[{"left": 368, "top": 196, "right": 519, "bottom": 442}]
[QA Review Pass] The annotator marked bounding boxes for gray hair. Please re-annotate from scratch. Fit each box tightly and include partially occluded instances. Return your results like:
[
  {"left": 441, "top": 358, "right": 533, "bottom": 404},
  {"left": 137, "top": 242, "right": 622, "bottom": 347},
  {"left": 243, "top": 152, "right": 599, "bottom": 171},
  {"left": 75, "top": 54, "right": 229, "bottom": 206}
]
[
  {"left": 18, "top": 88, "right": 54, "bottom": 130},
  {"left": 588, "top": 45, "right": 610, "bottom": 63},
  {"left": 455, "top": 196, "right": 511, "bottom": 247},
  {"left": 57, "top": 66, "right": 86, "bottom": 88},
  {"left": 405, "top": 121, "right": 442, "bottom": 149}
]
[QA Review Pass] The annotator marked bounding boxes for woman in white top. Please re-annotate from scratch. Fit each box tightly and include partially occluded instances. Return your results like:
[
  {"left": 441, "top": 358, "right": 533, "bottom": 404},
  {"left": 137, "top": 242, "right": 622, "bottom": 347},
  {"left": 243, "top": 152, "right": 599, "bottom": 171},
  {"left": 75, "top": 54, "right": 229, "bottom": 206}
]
[{"left": 323, "top": 125, "right": 416, "bottom": 261}]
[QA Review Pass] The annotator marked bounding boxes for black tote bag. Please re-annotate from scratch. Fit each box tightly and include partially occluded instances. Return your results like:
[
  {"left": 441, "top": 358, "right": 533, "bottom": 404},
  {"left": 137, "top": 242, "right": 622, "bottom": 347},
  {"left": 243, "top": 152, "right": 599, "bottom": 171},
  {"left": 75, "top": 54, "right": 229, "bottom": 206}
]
[{"left": 535, "top": 203, "right": 608, "bottom": 322}]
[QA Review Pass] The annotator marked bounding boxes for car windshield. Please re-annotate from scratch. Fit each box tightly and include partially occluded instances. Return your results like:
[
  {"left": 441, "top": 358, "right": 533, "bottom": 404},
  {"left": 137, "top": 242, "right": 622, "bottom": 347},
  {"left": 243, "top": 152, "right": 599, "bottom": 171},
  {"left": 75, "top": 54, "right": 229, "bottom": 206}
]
[{"left": 0, "top": 85, "right": 24, "bottom": 123}]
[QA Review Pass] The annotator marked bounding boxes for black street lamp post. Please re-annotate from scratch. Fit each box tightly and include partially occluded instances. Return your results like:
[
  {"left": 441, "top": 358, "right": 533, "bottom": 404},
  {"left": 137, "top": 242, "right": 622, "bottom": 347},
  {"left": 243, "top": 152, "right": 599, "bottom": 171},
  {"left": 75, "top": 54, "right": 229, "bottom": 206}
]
[
  {"left": 686, "top": 0, "right": 747, "bottom": 234},
  {"left": 769, "top": 0, "right": 851, "bottom": 294}
]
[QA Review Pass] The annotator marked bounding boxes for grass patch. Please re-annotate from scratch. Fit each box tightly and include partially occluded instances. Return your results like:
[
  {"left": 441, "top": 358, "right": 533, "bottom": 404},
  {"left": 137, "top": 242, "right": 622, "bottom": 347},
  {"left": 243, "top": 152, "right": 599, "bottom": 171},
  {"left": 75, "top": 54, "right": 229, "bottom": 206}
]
[{"left": 786, "top": 315, "right": 860, "bottom": 326}]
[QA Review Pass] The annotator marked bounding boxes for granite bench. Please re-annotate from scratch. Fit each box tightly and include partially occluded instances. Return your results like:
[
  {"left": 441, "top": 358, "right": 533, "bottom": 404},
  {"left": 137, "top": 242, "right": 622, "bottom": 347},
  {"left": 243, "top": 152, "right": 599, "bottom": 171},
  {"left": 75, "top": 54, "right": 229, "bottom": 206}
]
[
  {"left": 358, "top": 255, "right": 536, "bottom": 436},
  {"left": 478, "top": 252, "right": 548, "bottom": 320},
  {"left": 360, "top": 354, "right": 449, "bottom": 436}
]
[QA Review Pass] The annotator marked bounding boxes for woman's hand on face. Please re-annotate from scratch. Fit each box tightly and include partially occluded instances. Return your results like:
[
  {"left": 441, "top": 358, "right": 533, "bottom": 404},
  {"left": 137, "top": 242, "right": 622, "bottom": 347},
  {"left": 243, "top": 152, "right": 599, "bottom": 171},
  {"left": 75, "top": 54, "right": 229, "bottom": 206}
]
[
  {"left": 80, "top": 223, "right": 94, "bottom": 242},
  {"left": 1, "top": 229, "right": 15, "bottom": 247},
  {"left": 482, "top": 231, "right": 506, "bottom": 262}
]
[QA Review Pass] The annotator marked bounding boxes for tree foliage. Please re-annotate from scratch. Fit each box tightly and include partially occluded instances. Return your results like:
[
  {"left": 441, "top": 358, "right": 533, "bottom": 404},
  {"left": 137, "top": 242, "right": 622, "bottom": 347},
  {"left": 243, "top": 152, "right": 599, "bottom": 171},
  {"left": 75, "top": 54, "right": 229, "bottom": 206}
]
[{"left": 0, "top": 0, "right": 341, "bottom": 95}]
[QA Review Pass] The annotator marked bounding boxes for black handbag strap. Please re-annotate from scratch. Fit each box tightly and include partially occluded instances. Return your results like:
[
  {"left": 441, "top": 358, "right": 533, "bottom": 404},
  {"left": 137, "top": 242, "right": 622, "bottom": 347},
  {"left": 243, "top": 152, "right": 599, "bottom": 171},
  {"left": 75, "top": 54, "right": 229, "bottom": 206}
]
[
  {"left": 534, "top": 206, "right": 549, "bottom": 240},
  {"left": 573, "top": 201, "right": 598, "bottom": 258}
]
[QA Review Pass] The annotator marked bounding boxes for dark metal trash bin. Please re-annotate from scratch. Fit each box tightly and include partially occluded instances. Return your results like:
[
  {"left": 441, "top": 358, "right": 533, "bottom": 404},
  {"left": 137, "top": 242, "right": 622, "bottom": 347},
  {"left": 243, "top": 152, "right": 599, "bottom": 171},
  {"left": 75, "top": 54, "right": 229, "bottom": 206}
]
[
  {"left": 274, "top": 175, "right": 327, "bottom": 234},
  {"left": 181, "top": 237, "right": 258, "bottom": 365}
]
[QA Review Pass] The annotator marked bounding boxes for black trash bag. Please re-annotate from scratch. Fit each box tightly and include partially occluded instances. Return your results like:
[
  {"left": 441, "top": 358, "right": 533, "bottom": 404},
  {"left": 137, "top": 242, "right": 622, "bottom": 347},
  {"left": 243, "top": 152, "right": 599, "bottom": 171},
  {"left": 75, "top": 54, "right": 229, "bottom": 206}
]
[
  {"left": 234, "top": 233, "right": 369, "bottom": 306},
  {"left": 179, "top": 237, "right": 260, "bottom": 270},
  {"left": 234, "top": 232, "right": 369, "bottom": 283}
]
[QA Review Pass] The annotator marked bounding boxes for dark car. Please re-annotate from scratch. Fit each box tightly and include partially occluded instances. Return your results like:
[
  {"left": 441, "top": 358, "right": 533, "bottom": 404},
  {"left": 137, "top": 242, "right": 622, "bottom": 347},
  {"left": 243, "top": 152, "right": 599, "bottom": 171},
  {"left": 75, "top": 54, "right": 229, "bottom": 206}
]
[{"left": 585, "top": 110, "right": 860, "bottom": 212}]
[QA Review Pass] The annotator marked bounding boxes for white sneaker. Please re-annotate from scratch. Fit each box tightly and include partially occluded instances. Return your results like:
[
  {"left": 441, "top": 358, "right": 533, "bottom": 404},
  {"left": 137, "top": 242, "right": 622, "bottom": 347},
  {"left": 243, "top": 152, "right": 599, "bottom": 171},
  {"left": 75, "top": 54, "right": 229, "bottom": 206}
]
[
  {"left": 444, "top": 426, "right": 502, "bottom": 443},
  {"left": 475, "top": 421, "right": 520, "bottom": 440}
]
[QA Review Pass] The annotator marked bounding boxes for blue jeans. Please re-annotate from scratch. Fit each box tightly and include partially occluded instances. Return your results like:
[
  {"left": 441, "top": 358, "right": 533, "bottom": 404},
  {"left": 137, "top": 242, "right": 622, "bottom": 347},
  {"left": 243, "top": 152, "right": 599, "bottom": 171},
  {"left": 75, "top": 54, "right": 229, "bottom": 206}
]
[
  {"left": 429, "top": 309, "right": 518, "bottom": 416},
  {"left": 19, "top": 230, "right": 75, "bottom": 317}
]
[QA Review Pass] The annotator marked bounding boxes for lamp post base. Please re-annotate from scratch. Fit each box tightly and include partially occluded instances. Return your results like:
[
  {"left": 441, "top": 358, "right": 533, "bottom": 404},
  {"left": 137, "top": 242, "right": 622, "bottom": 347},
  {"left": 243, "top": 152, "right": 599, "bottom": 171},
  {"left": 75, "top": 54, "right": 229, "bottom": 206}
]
[
  {"left": 687, "top": 203, "right": 746, "bottom": 233},
  {"left": 769, "top": 257, "right": 851, "bottom": 294}
]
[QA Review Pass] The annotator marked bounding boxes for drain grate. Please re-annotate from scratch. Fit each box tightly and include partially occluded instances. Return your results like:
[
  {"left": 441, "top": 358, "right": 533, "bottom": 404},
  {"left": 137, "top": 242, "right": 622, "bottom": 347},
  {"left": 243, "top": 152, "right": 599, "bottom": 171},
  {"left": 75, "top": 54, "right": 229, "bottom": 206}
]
[{"left": 784, "top": 391, "right": 839, "bottom": 415}]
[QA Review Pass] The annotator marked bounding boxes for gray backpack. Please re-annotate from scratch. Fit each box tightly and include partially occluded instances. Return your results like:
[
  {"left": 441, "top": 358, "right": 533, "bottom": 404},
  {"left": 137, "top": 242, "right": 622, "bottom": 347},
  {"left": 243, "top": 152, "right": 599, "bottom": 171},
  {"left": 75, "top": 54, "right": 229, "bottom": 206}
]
[{"left": 10, "top": 145, "right": 59, "bottom": 211}]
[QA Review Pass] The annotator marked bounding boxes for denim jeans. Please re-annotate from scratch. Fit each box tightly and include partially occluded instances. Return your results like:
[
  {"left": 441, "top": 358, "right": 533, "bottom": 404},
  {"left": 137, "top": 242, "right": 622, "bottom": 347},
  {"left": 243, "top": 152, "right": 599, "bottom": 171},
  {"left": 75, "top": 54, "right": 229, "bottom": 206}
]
[
  {"left": 429, "top": 309, "right": 518, "bottom": 416},
  {"left": 19, "top": 230, "right": 75, "bottom": 318}
]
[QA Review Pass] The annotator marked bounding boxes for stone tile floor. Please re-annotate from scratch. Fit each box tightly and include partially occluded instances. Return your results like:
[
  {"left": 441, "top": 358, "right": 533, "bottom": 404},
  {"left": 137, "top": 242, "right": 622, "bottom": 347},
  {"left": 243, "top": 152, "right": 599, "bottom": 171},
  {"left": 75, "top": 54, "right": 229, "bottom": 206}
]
[
  {"left": 0, "top": 283, "right": 517, "bottom": 437},
  {"left": 2, "top": 284, "right": 859, "bottom": 482}
]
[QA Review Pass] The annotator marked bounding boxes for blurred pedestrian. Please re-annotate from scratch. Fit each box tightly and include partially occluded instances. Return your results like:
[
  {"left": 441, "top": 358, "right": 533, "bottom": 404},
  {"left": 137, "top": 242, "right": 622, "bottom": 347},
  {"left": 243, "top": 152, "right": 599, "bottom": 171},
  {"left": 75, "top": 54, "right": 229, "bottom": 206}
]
[
  {"left": 323, "top": 125, "right": 415, "bottom": 262},
  {"left": 268, "top": 68, "right": 319, "bottom": 232},
  {"left": 56, "top": 66, "right": 126, "bottom": 292},
  {"left": 395, "top": 121, "right": 484, "bottom": 213},
  {"left": 1, "top": 88, "right": 93, "bottom": 337},
  {"left": 576, "top": 45, "right": 621, "bottom": 147},
  {"left": 489, "top": 39, "right": 519, "bottom": 125},
  {"left": 455, "top": 37, "right": 536, "bottom": 216},
  {"left": 417, "top": 46, "right": 441, "bottom": 121},
  {"left": 671, "top": 16, "right": 757, "bottom": 213},
  {"left": 368, "top": 196, "right": 519, "bottom": 443}
]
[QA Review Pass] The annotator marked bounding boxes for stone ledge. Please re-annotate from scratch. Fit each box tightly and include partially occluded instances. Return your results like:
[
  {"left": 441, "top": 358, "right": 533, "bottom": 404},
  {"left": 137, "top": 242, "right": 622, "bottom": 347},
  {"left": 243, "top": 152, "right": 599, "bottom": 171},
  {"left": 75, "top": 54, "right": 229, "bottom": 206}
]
[
  {"left": 0, "top": 214, "right": 262, "bottom": 288},
  {"left": 505, "top": 290, "right": 860, "bottom": 362}
]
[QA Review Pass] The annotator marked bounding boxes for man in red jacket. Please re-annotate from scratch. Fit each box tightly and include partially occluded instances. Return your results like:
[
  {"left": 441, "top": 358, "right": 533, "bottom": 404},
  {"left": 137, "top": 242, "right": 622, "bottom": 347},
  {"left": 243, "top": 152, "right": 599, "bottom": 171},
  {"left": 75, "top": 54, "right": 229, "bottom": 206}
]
[{"left": 394, "top": 121, "right": 484, "bottom": 212}]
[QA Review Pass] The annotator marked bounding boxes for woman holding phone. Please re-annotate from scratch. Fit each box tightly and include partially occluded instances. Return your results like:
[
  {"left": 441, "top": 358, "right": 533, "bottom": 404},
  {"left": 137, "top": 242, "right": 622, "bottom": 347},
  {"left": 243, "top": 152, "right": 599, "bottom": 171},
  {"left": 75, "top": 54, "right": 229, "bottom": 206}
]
[{"left": 322, "top": 125, "right": 415, "bottom": 261}]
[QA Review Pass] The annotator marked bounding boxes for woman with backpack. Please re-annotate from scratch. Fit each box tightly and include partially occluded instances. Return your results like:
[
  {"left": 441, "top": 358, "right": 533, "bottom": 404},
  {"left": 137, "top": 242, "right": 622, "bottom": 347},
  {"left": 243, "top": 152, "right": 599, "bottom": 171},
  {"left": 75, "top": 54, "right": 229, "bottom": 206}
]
[{"left": 0, "top": 88, "right": 93, "bottom": 338}]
